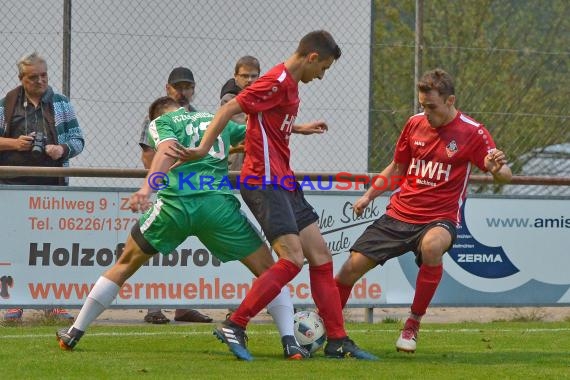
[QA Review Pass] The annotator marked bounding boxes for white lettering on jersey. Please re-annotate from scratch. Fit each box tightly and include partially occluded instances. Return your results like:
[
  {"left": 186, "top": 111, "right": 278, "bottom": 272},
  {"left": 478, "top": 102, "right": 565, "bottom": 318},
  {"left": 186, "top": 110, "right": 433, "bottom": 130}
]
[
  {"left": 280, "top": 114, "right": 296, "bottom": 133},
  {"left": 436, "top": 162, "right": 452, "bottom": 181},
  {"left": 186, "top": 121, "right": 225, "bottom": 159},
  {"left": 172, "top": 113, "right": 192, "bottom": 123},
  {"left": 408, "top": 158, "right": 452, "bottom": 181}
]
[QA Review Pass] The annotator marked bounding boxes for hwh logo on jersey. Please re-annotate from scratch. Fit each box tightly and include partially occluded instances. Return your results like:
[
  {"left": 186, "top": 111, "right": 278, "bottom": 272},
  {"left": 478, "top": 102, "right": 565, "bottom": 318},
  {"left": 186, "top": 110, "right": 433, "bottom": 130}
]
[
  {"left": 280, "top": 114, "right": 296, "bottom": 133},
  {"left": 408, "top": 158, "right": 452, "bottom": 181}
]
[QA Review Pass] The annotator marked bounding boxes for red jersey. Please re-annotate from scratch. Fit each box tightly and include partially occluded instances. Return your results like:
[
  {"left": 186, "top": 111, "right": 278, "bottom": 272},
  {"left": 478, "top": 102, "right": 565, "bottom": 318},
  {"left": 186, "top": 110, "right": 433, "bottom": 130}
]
[
  {"left": 236, "top": 63, "right": 299, "bottom": 188},
  {"left": 386, "top": 111, "right": 496, "bottom": 225}
]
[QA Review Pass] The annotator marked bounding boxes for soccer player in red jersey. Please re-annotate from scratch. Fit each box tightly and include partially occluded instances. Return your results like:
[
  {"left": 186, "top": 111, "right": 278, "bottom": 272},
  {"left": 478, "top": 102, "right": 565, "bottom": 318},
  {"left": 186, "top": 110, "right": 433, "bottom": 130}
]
[
  {"left": 334, "top": 68, "right": 512, "bottom": 353},
  {"left": 170, "top": 30, "right": 377, "bottom": 361}
]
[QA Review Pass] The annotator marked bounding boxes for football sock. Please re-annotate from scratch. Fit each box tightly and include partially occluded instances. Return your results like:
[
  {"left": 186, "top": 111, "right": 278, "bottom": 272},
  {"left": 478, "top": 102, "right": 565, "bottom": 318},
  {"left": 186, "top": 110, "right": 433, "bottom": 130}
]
[
  {"left": 310, "top": 262, "right": 346, "bottom": 339},
  {"left": 410, "top": 264, "right": 443, "bottom": 317},
  {"left": 335, "top": 279, "right": 354, "bottom": 309},
  {"left": 230, "top": 258, "right": 300, "bottom": 328},
  {"left": 267, "top": 287, "right": 295, "bottom": 338},
  {"left": 72, "top": 276, "right": 120, "bottom": 332}
]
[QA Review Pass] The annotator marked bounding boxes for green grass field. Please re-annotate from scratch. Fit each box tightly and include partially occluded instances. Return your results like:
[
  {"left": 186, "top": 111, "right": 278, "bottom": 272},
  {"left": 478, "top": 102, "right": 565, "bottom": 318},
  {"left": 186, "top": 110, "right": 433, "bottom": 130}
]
[{"left": 2, "top": 321, "right": 569, "bottom": 379}]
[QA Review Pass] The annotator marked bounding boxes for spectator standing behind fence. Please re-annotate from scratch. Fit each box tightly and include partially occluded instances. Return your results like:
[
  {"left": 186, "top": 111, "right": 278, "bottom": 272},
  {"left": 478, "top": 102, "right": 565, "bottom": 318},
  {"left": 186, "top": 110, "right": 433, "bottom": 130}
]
[
  {"left": 169, "top": 30, "right": 377, "bottom": 361},
  {"left": 138, "top": 67, "right": 212, "bottom": 324},
  {"left": 0, "top": 52, "right": 84, "bottom": 322},
  {"left": 334, "top": 68, "right": 512, "bottom": 353},
  {"left": 57, "top": 96, "right": 309, "bottom": 360},
  {"left": 219, "top": 56, "right": 260, "bottom": 171}
]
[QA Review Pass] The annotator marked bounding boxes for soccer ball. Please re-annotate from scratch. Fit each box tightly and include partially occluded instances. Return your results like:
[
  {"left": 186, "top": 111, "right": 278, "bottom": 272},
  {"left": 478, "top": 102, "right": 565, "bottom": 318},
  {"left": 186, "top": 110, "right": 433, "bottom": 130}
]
[{"left": 293, "top": 310, "right": 327, "bottom": 353}]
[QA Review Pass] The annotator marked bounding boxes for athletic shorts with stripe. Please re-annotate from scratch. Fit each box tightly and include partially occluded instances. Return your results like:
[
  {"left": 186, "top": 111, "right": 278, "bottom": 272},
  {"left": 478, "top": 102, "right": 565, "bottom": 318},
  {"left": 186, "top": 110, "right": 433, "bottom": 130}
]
[
  {"left": 351, "top": 214, "right": 457, "bottom": 267},
  {"left": 240, "top": 183, "right": 319, "bottom": 244},
  {"left": 131, "top": 193, "right": 263, "bottom": 262}
]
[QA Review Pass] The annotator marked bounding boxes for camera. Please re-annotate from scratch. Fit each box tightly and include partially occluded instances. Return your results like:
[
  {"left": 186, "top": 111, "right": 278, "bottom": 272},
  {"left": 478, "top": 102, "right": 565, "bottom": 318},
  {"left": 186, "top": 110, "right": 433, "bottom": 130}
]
[{"left": 31, "top": 132, "right": 46, "bottom": 158}]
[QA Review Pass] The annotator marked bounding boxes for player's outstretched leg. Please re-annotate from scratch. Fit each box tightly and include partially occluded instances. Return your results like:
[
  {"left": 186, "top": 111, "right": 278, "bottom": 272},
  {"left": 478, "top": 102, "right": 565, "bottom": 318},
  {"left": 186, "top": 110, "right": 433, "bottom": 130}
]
[
  {"left": 281, "top": 335, "right": 310, "bottom": 360},
  {"left": 324, "top": 336, "right": 378, "bottom": 360},
  {"left": 213, "top": 319, "right": 252, "bottom": 361},
  {"left": 56, "top": 327, "right": 84, "bottom": 351},
  {"left": 396, "top": 318, "right": 420, "bottom": 353}
]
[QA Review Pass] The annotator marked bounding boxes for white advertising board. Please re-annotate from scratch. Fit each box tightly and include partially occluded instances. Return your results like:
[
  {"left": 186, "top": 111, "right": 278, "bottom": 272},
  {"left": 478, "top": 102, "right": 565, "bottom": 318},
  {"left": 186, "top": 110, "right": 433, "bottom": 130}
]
[{"left": 1, "top": 187, "right": 568, "bottom": 308}]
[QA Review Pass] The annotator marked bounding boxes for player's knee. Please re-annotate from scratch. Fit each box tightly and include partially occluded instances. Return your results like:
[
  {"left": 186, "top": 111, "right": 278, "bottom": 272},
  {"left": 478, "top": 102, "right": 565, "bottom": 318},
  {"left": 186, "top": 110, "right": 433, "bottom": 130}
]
[
  {"left": 248, "top": 258, "right": 275, "bottom": 277},
  {"left": 287, "top": 255, "right": 305, "bottom": 269},
  {"left": 276, "top": 245, "right": 306, "bottom": 268},
  {"left": 337, "top": 255, "right": 370, "bottom": 285},
  {"left": 420, "top": 230, "right": 451, "bottom": 265},
  {"left": 116, "top": 245, "right": 150, "bottom": 271},
  {"left": 419, "top": 245, "right": 444, "bottom": 265}
]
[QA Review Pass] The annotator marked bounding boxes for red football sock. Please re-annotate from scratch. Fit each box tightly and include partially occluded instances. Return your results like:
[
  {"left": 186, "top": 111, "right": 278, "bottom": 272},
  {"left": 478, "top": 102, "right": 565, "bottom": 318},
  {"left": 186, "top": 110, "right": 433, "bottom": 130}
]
[
  {"left": 410, "top": 264, "right": 443, "bottom": 317},
  {"left": 310, "top": 262, "right": 346, "bottom": 339},
  {"left": 335, "top": 279, "right": 353, "bottom": 309},
  {"left": 230, "top": 258, "right": 300, "bottom": 328}
]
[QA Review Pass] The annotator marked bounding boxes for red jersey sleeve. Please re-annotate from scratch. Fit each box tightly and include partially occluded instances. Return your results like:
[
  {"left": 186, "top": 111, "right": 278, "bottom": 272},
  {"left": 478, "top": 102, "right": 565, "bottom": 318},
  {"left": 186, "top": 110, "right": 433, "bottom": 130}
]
[
  {"left": 236, "top": 74, "right": 286, "bottom": 115},
  {"left": 469, "top": 124, "right": 496, "bottom": 172},
  {"left": 393, "top": 118, "right": 413, "bottom": 166}
]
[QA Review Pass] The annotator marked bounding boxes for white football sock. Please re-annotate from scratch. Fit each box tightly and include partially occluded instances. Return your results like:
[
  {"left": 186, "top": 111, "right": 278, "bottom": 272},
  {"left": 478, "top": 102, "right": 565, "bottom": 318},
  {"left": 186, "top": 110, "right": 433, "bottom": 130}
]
[
  {"left": 267, "top": 287, "right": 295, "bottom": 338},
  {"left": 71, "top": 276, "right": 120, "bottom": 332}
]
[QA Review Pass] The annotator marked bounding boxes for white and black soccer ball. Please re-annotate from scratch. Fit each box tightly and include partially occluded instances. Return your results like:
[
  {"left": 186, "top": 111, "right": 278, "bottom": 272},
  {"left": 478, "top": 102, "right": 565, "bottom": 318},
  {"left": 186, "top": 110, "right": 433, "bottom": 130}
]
[{"left": 293, "top": 310, "right": 327, "bottom": 353}]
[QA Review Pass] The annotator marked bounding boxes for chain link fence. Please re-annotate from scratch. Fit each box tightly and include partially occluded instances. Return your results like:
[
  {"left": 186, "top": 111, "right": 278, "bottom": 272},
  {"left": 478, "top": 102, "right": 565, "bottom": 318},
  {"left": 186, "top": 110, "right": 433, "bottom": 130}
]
[
  {"left": 1, "top": 0, "right": 568, "bottom": 193},
  {"left": 370, "top": 0, "right": 570, "bottom": 195},
  {"left": 0, "top": 0, "right": 372, "bottom": 187}
]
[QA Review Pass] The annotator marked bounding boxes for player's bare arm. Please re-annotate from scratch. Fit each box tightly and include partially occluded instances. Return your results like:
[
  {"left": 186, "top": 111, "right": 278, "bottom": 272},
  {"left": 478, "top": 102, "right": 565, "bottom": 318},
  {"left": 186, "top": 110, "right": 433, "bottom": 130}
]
[
  {"left": 484, "top": 148, "right": 512, "bottom": 184},
  {"left": 167, "top": 98, "right": 243, "bottom": 163},
  {"left": 130, "top": 140, "right": 177, "bottom": 213},
  {"left": 292, "top": 120, "right": 328, "bottom": 135},
  {"left": 353, "top": 161, "right": 405, "bottom": 216}
]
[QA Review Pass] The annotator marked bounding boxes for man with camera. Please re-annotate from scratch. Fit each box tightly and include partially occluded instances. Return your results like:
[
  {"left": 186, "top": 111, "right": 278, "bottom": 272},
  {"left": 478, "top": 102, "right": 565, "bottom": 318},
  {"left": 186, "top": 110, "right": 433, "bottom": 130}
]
[
  {"left": 0, "top": 52, "right": 84, "bottom": 321},
  {"left": 0, "top": 52, "right": 84, "bottom": 186}
]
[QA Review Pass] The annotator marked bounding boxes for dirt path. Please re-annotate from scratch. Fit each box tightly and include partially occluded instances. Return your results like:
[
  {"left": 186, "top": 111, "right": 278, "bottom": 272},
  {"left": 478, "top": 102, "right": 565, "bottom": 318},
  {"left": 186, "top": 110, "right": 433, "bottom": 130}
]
[{"left": 6, "top": 306, "right": 569, "bottom": 325}]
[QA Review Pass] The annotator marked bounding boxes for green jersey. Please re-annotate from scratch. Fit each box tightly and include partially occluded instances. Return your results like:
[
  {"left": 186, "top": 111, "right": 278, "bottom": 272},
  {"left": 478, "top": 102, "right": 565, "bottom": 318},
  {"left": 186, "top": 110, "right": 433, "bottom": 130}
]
[{"left": 147, "top": 107, "right": 245, "bottom": 197}]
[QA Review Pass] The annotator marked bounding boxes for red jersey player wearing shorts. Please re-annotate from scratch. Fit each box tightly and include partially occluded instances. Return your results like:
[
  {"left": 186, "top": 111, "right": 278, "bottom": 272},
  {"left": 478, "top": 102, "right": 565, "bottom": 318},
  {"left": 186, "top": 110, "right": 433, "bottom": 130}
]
[
  {"left": 170, "top": 30, "right": 377, "bottom": 361},
  {"left": 335, "top": 68, "right": 512, "bottom": 353}
]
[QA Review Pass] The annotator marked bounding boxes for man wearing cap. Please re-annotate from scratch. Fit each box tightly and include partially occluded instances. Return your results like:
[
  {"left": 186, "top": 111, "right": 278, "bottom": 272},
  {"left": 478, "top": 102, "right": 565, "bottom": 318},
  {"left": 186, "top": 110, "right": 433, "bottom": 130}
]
[
  {"left": 138, "top": 67, "right": 212, "bottom": 324},
  {"left": 140, "top": 67, "right": 197, "bottom": 168}
]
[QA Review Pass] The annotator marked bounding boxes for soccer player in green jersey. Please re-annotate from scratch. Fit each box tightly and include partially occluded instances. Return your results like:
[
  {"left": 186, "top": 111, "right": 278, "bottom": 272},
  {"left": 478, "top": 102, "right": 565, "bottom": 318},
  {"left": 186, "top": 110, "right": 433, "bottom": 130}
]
[{"left": 56, "top": 96, "right": 309, "bottom": 360}]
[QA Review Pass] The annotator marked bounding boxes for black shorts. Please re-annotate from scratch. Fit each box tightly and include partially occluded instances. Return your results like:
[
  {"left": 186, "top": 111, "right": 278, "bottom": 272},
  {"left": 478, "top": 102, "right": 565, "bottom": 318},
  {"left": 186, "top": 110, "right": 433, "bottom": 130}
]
[
  {"left": 240, "top": 183, "right": 319, "bottom": 244},
  {"left": 351, "top": 214, "right": 457, "bottom": 267}
]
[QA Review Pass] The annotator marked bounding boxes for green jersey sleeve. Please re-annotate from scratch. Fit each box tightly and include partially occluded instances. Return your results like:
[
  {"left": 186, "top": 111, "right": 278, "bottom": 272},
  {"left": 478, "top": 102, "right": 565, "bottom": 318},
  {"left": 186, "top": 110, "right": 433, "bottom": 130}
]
[
  {"left": 147, "top": 115, "right": 179, "bottom": 150},
  {"left": 226, "top": 120, "right": 246, "bottom": 146}
]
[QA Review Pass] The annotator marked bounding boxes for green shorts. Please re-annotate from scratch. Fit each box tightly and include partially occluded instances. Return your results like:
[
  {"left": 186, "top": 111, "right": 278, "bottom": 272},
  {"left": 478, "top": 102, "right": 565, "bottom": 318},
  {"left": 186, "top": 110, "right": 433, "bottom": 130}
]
[{"left": 132, "top": 193, "right": 263, "bottom": 262}]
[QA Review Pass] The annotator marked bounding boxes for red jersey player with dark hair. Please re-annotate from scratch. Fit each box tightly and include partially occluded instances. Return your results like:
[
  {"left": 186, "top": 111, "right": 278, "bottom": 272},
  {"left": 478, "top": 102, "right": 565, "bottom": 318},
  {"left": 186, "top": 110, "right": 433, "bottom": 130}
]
[
  {"left": 170, "top": 30, "right": 377, "bottom": 361},
  {"left": 335, "top": 68, "right": 512, "bottom": 353}
]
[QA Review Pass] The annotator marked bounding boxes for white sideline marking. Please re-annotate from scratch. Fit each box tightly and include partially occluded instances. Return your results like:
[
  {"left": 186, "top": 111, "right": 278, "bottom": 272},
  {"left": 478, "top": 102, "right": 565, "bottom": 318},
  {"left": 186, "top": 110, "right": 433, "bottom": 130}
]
[{"left": 3, "top": 328, "right": 570, "bottom": 339}]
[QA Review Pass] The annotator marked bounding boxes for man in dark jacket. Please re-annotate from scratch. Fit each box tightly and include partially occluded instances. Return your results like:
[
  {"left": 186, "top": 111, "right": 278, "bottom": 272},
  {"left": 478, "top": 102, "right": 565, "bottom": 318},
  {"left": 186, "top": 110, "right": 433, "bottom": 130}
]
[
  {"left": 0, "top": 52, "right": 84, "bottom": 322},
  {"left": 0, "top": 52, "right": 84, "bottom": 185}
]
